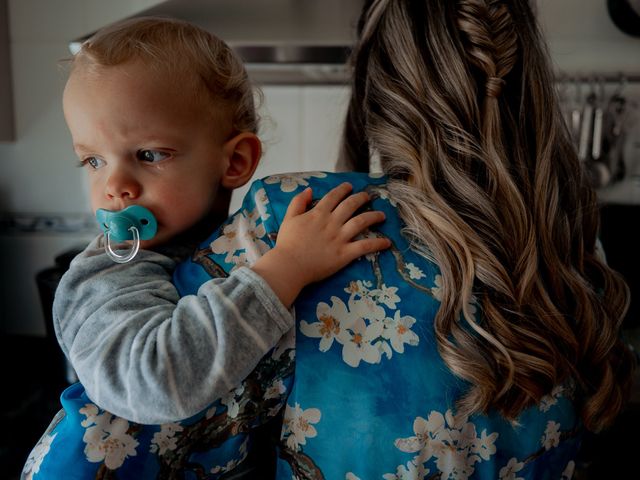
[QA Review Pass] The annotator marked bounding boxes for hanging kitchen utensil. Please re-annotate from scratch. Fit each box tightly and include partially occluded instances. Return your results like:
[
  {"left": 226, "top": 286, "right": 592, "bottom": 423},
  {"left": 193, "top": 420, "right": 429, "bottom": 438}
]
[{"left": 578, "top": 80, "right": 596, "bottom": 162}]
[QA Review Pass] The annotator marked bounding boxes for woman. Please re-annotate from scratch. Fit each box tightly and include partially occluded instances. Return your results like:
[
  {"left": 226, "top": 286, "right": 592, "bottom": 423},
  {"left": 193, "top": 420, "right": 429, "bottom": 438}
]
[
  {"left": 258, "top": 0, "right": 633, "bottom": 479},
  {"left": 325, "top": 0, "right": 635, "bottom": 476}
]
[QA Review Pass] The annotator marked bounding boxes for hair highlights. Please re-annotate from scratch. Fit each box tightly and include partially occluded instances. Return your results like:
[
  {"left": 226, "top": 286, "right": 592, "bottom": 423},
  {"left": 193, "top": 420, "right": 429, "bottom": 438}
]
[{"left": 340, "top": 0, "right": 634, "bottom": 432}]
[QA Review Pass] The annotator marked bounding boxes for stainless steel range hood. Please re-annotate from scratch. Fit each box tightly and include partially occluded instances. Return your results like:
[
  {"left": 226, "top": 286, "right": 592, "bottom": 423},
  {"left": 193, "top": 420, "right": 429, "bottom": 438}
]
[
  {"left": 70, "top": 0, "right": 364, "bottom": 85},
  {"left": 232, "top": 45, "right": 352, "bottom": 85}
]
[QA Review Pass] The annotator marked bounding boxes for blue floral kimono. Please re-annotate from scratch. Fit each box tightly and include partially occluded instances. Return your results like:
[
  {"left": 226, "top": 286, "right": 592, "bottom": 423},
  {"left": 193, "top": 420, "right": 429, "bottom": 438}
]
[{"left": 23, "top": 171, "right": 581, "bottom": 480}]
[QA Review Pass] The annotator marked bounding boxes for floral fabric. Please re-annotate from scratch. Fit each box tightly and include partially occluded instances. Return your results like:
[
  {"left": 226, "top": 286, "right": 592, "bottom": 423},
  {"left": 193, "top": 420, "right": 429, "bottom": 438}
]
[
  {"left": 24, "top": 171, "right": 582, "bottom": 479},
  {"left": 23, "top": 365, "right": 286, "bottom": 479},
  {"left": 175, "top": 171, "right": 582, "bottom": 479}
]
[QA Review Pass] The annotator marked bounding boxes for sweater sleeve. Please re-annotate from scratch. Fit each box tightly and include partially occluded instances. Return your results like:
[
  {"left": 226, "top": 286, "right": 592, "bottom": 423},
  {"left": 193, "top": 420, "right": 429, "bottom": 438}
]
[{"left": 53, "top": 235, "right": 293, "bottom": 425}]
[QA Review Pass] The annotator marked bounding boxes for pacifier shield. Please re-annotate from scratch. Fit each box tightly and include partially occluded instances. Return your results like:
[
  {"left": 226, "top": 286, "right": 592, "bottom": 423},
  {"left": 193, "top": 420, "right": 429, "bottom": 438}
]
[
  {"left": 95, "top": 206, "right": 157, "bottom": 263},
  {"left": 96, "top": 205, "right": 157, "bottom": 242}
]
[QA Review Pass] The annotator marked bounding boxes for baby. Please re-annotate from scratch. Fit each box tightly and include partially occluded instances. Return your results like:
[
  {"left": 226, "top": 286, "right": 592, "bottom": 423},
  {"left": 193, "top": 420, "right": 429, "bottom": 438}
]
[{"left": 22, "top": 16, "right": 389, "bottom": 479}]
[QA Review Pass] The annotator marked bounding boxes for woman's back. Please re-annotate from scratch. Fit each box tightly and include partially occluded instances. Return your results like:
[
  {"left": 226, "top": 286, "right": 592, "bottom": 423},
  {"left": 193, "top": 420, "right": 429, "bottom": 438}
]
[
  {"left": 177, "top": 1, "right": 634, "bottom": 476},
  {"left": 215, "top": 171, "right": 582, "bottom": 479}
]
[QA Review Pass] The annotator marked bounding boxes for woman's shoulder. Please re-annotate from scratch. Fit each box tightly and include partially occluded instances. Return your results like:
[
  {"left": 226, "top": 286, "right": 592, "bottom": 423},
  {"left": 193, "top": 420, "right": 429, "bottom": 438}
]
[
  {"left": 246, "top": 171, "right": 389, "bottom": 220},
  {"left": 251, "top": 170, "right": 386, "bottom": 196}
]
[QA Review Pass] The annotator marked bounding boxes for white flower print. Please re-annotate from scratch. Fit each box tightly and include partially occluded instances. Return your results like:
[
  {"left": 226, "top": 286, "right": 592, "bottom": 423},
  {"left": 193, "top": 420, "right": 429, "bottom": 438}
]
[
  {"left": 406, "top": 262, "right": 426, "bottom": 280},
  {"left": 79, "top": 404, "right": 139, "bottom": 469},
  {"left": 304, "top": 281, "right": 419, "bottom": 366},
  {"left": 264, "top": 379, "right": 287, "bottom": 400},
  {"left": 395, "top": 412, "right": 447, "bottom": 456},
  {"left": 561, "top": 460, "right": 576, "bottom": 480},
  {"left": 376, "top": 338, "right": 394, "bottom": 360},
  {"left": 432, "top": 274, "right": 444, "bottom": 301},
  {"left": 22, "top": 432, "right": 57, "bottom": 480},
  {"left": 282, "top": 403, "right": 321, "bottom": 451},
  {"left": 432, "top": 423, "right": 479, "bottom": 478},
  {"left": 383, "top": 460, "right": 430, "bottom": 480},
  {"left": 220, "top": 384, "right": 245, "bottom": 419},
  {"left": 539, "top": 385, "right": 564, "bottom": 412},
  {"left": 369, "top": 185, "right": 398, "bottom": 206},
  {"left": 471, "top": 428, "right": 498, "bottom": 461},
  {"left": 150, "top": 423, "right": 184, "bottom": 455},
  {"left": 348, "top": 291, "right": 387, "bottom": 322},
  {"left": 392, "top": 409, "right": 498, "bottom": 480},
  {"left": 264, "top": 171, "right": 327, "bottom": 192},
  {"left": 374, "top": 284, "right": 401, "bottom": 309},
  {"left": 244, "top": 204, "right": 264, "bottom": 230},
  {"left": 253, "top": 187, "right": 270, "bottom": 221},
  {"left": 541, "top": 421, "right": 561, "bottom": 450},
  {"left": 382, "top": 310, "right": 419, "bottom": 354},
  {"left": 339, "top": 317, "right": 384, "bottom": 367},
  {"left": 346, "top": 473, "right": 362, "bottom": 480},
  {"left": 210, "top": 437, "right": 249, "bottom": 474},
  {"left": 344, "top": 279, "right": 372, "bottom": 295},
  {"left": 346, "top": 280, "right": 386, "bottom": 321},
  {"left": 80, "top": 403, "right": 100, "bottom": 426},
  {"left": 300, "top": 296, "right": 350, "bottom": 352},
  {"left": 498, "top": 457, "right": 524, "bottom": 480},
  {"left": 210, "top": 210, "right": 271, "bottom": 268}
]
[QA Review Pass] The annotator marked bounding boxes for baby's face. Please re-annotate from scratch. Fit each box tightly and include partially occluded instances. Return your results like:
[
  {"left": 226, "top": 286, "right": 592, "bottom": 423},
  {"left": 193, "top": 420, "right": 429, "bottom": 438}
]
[{"left": 63, "top": 60, "right": 229, "bottom": 248}]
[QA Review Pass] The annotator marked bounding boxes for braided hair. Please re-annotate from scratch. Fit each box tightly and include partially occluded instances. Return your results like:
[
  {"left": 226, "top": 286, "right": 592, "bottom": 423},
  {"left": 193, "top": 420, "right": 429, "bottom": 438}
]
[{"left": 338, "top": 0, "right": 634, "bottom": 432}]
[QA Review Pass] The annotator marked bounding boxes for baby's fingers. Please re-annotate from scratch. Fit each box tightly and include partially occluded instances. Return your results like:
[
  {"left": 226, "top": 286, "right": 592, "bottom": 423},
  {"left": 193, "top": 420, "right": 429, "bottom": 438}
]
[
  {"left": 314, "top": 182, "right": 353, "bottom": 212},
  {"left": 283, "top": 187, "right": 312, "bottom": 221},
  {"left": 332, "top": 191, "right": 372, "bottom": 225},
  {"left": 343, "top": 236, "right": 392, "bottom": 261},
  {"left": 342, "top": 211, "right": 387, "bottom": 240}
]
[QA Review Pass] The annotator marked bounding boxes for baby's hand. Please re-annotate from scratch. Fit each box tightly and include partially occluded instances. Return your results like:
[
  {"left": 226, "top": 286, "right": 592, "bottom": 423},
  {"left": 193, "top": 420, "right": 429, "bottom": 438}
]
[
  {"left": 251, "top": 182, "right": 391, "bottom": 307},
  {"left": 279, "top": 182, "right": 390, "bottom": 282}
]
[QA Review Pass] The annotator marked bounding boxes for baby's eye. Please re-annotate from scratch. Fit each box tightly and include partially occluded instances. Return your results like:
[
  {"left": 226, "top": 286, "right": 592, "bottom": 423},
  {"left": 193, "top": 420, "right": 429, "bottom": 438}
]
[
  {"left": 81, "top": 157, "right": 105, "bottom": 169},
  {"left": 137, "top": 150, "right": 170, "bottom": 163}
]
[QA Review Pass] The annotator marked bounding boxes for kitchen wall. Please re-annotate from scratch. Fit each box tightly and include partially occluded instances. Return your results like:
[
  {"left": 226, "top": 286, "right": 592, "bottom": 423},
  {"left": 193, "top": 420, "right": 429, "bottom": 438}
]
[
  {"left": 0, "top": 0, "right": 166, "bottom": 336},
  {"left": 537, "top": 0, "right": 640, "bottom": 72},
  {"left": 1, "top": 0, "right": 639, "bottom": 337}
]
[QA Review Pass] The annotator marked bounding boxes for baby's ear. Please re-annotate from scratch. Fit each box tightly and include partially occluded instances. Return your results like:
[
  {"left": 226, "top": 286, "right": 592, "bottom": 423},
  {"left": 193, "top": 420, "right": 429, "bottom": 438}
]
[{"left": 221, "top": 132, "right": 262, "bottom": 189}]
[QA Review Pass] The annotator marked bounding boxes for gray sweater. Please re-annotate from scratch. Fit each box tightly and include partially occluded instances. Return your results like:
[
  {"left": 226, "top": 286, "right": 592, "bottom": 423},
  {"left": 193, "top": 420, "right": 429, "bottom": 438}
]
[{"left": 53, "top": 235, "right": 293, "bottom": 424}]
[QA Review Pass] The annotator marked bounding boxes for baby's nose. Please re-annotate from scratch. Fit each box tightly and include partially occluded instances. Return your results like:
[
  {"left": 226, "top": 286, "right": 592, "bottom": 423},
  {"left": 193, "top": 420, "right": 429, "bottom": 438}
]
[{"left": 105, "top": 169, "right": 141, "bottom": 200}]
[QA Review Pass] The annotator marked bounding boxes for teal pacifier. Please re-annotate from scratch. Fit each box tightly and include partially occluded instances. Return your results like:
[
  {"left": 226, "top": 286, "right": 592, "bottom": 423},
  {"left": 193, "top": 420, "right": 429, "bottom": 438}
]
[{"left": 95, "top": 205, "right": 157, "bottom": 263}]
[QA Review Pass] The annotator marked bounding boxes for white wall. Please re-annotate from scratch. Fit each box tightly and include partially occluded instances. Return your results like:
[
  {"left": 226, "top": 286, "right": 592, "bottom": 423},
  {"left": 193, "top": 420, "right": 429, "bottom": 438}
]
[
  {"left": 1, "top": 0, "right": 165, "bottom": 213},
  {"left": 1, "top": 0, "right": 639, "bottom": 336},
  {"left": 229, "top": 86, "right": 350, "bottom": 213},
  {"left": 538, "top": 0, "right": 640, "bottom": 73}
]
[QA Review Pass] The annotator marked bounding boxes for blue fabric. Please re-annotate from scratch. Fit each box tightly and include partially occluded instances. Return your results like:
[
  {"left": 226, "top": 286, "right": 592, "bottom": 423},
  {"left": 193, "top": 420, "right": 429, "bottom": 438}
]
[
  {"left": 175, "top": 171, "right": 582, "bottom": 479},
  {"left": 24, "top": 382, "right": 267, "bottom": 479},
  {"left": 24, "top": 171, "right": 582, "bottom": 480}
]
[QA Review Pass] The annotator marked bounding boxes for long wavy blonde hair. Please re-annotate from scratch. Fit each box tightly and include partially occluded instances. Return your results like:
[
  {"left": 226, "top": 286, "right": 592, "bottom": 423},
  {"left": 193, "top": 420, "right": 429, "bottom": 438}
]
[{"left": 339, "top": 0, "right": 635, "bottom": 432}]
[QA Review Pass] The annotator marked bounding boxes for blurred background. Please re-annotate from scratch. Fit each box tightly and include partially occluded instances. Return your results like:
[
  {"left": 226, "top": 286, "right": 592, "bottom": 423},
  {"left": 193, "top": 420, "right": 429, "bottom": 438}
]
[{"left": 1, "top": 0, "right": 639, "bottom": 478}]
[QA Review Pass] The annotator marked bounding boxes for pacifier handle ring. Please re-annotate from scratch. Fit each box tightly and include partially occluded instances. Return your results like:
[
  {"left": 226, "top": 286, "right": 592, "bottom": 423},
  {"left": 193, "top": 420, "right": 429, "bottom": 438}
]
[{"left": 105, "top": 226, "right": 140, "bottom": 264}]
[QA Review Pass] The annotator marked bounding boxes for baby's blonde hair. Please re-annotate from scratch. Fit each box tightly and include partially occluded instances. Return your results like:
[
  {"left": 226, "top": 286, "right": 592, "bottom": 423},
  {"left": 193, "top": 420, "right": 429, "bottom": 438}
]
[{"left": 71, "top": 16, "right": 259, "bottom": 136}]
